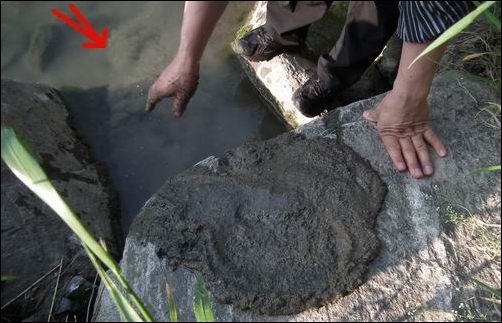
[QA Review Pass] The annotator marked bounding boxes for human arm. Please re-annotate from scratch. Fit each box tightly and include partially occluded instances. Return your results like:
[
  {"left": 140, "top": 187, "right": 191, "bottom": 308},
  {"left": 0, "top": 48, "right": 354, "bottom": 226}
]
[
  {"left": 363, "top": 41, "right": 448, "bottom": 179},
  {"left": 362, "top": 1, "right": 474, "bottom": 179},
  {"left": 146, "top": 1, "right": 229, "bottom": 117}
]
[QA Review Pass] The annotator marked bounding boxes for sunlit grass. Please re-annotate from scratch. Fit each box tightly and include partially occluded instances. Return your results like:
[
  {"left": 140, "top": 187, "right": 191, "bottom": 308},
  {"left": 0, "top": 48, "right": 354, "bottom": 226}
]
[
  {"left": 166, "top": 283, "right": 178, "bottom": 322},
  {"left": 1, "top": 276, "right": 17, "bottom": 282},
  {"left": 193, "top": 273, "right": 215, "bottom": 322}
]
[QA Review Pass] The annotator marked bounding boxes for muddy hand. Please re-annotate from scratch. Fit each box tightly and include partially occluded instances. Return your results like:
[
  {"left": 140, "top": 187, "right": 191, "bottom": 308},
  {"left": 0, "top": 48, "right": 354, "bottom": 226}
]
[
  {"left": 363, "top": 90, "right": 447, "bottom": 179},
  {"left": 145, "top": 68, "right": 199, "bottom": 118}
]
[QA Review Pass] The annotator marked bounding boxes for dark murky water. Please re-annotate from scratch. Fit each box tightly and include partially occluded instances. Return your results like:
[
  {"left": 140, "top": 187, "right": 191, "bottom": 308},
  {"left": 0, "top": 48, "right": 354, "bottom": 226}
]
[{"left": 1, "top": 1, "right": 287, "bottom": 233}]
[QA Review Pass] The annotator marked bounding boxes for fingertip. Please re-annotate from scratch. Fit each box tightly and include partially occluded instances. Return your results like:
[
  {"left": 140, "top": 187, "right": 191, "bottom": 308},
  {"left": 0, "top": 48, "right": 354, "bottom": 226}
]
[
  {"left": 411, "top": 168, "right": 424, "bottom": 179},
  {"left": 424, "top": 165, "right": 434, "bottom": 176},
  {"left": 363, "top": 109, "right": 378, "bottom": 122},
  {"left": 172, "top": 106, "right": 183, "bottom": 118},
  {"left": 145, "top": 99, "right": 157, "bottom": 113},
  {"left": 172, "top": 101, "right": 187, "bottom": 118},
  {"left": 145, "top": 93, "right": 157, "bottom": 113},
  {"left": 424, "top": 128, "right": 447, "bottom": 158},
  {"left": 396, "top": 161, "right": 407, "bottom": 172}
]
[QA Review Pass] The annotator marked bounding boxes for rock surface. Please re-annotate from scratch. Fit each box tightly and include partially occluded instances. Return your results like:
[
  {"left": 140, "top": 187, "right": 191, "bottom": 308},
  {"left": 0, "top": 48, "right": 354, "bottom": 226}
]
[
  {"left": 95, "top": 71, "right": 500, "bottom": 322},
  {"left": 1, "top": 80, "right": 122, "bottom": 321}
]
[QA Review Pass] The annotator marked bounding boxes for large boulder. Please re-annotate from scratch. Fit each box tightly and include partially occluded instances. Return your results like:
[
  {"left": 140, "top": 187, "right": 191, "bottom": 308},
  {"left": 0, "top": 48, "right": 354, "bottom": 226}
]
[
  {"left": 129, "top": 132, "right": 386, "bottom": 316},
  {"left": 95, "top": 71, "right": 500, "bottom": 322},
  {"left": 1, "top": 80, "right": 122, "bottom": 321}
]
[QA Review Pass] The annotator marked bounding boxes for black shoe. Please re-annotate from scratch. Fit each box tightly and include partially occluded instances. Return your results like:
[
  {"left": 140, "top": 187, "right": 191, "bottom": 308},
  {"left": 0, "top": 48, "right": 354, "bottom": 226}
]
[
  {"left": 236, "top": 26, "right": 299, "bottom": 62},
  {"left": 292, "top": 75, "right": 339, "bottom": 117}
]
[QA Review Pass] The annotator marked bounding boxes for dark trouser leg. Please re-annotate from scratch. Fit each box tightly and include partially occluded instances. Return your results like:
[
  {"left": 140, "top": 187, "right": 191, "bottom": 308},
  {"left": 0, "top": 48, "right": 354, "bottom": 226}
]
[
  {"left": 317, "top": 1, "right": 399, "bottom": 89},
  {"left": 264, "top": 1, "right": 332, "bottom": 46}
]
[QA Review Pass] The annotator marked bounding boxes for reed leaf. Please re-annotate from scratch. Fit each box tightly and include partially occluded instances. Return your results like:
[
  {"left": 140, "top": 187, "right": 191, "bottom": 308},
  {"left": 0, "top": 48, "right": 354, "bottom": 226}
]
[
  {"left": 410, "top": 1, "right": 497, "bottom": 67},
  {"left": 1, "top": 126, "right": 153, "bottom": 322},
  {"left": 166, "top": 283, "right": 178, "bottom": 322},
  {"left": 193, "top": 273, "right": 215, "bottom": 322}
]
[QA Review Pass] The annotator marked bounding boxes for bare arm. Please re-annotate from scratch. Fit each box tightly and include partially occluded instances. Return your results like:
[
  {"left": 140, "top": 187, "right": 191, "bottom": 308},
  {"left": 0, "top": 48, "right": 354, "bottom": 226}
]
[
  {"left": 393, "top": 41, "right": 447, "bottom": 101},
  {"left": 363, "top": 41, "right": 448, "bottom": 179},
  {"left": 178, "top": 1, "right": 229, "bottom": 68},
  {"left": 146, "top": 1, "right": 229, "bottom": 116}
]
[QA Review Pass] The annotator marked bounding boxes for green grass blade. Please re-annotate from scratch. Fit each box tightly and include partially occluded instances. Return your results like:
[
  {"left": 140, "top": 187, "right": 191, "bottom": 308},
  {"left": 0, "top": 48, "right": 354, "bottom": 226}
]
[
  {"left": 1, "top": 127, "right": 154, "bottom": 322},
  {"left": 193, "top": 273, "right": 214, "bottom": 322},
  {"left": 471, "top": 165, "right": 501, "bottom": 175},
  {"left": 84, "top": 245, "right": 144, "bottom": 322},
  {"left": 473, "top": 1, "right": 501, "bottom": 32},
  {"left": 478, "top": 165, "right": 501, "bottom": 172},
  {"left": 166, "top": 283, "right": 178, "bottom": 322},
  {"left": 463, "top": 52, "right": 500, "bottom": 61},
  {"left": 1, "top": 127, "right": 119, "bottom": 272},
  {"left": 1, "top": 275, "right": 18, "bottom": 282},
  {"left": 461, "top": 273, "right": 502, "bottom": 300},
  {"left": 410, "top": 1, "right": 497, "bottom": 67}
]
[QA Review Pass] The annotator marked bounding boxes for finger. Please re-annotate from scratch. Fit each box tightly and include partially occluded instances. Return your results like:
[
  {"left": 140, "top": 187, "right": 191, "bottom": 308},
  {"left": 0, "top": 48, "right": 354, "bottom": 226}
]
[
  {"left": 145, "top": 82, "right": 168, "bottom": 113},
  {"left": 399, "top": 137, "right": 423, "bottom": 179},
  {"left": 411, "top": 135, "right": 434, "bottom": 176},
  {"left": 381, "top": 135, "right": 407, "bottom": 172},
  {"left": 172, "top": 94, "right": 190, "bottom": 118},
  {"left": 145, "top": 81, "right": 177, "bottom": 113},
  {"left": 363, "top": 108, "right": 379, "bottom": 122},
  {"left": 423, "top": 128, "right": 447, "bottom": 157},
  {"left": 145, "top": 87, "right": 161, "bottom": 112}
]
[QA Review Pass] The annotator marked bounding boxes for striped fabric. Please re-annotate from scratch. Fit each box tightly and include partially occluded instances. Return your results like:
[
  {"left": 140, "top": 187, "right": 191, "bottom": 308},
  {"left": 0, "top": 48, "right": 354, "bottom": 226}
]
[{"left": 397, "top": 1, "right": 473, "bottom": 43}]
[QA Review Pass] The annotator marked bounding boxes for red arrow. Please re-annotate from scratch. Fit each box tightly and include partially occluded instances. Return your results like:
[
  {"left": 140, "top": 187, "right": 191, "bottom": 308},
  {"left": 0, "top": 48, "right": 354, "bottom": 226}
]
[{"left": 52, "top": 3, "right": 108, "bottom": 49}]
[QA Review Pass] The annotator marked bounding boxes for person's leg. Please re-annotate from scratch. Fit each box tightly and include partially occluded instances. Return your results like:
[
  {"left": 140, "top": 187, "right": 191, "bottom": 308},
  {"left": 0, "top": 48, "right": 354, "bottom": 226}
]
[
  {"left": 320, "top": 1, "right": 399, "bottom": 87},
  {"left": 237, "top": 1, "right": 332, "bottom": 61},
  {"left": 293, "top": 1, "right": 400, "bottom": 117},
  {"left": 264, "top": 1, "right": 332, "bottom": 46}
]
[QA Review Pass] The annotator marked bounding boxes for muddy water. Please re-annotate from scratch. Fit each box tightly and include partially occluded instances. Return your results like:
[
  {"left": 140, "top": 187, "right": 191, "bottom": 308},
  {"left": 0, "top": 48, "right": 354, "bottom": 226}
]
[{"left": 1, "top": 1, "right": 287, "bottom": 233}]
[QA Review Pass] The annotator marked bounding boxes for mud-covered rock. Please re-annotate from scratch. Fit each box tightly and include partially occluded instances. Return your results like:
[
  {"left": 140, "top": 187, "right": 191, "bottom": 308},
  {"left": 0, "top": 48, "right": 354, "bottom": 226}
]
[{"left": 131, "top": 132, "right": 386, "bottom": 315}]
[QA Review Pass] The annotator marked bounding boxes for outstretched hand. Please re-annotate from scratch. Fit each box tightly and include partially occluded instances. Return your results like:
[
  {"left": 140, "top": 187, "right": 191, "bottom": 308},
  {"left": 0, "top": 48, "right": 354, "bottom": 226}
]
[
  {"left": 363, "top": 90, "right": 447, "bottom": 179},
  {"left": 144, "top": 1, "right": 228, "bottom": 117},
  {"left": 145, "top": 60, "right": 199, "bottom": 118}
]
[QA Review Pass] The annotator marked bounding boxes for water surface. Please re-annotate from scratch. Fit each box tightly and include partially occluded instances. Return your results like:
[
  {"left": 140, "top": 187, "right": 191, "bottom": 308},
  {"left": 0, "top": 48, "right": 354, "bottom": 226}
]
[{"left": 1, "top": 1, "right": 287, "bottom": 233}]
